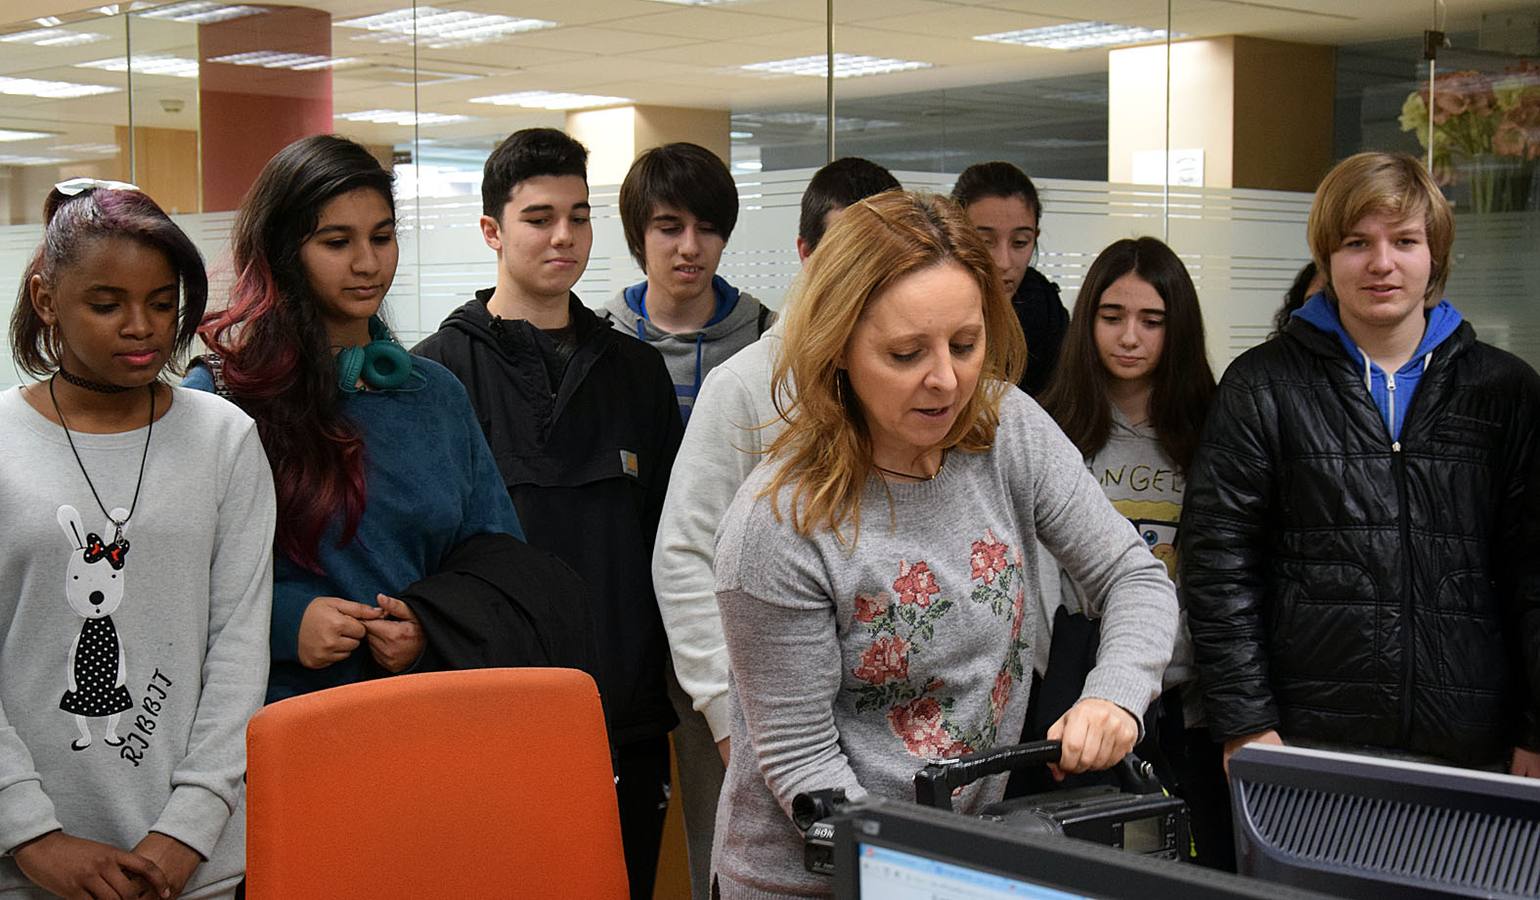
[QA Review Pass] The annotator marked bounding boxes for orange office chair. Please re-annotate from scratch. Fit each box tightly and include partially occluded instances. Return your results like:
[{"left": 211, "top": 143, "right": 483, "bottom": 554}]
[{"left": 245, "top": 668, "right": 628, "bottom": 899}]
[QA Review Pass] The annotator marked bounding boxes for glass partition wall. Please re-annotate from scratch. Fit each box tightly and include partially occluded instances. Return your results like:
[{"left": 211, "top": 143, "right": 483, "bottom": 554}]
[{"left": 2, "top": 0, "right": 1537, "bottom": 382}]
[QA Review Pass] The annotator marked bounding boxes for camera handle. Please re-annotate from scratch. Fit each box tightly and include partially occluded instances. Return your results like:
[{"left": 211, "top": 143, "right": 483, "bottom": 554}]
[{"left": 913, "top": 739, "right": 1161, "bottom": 812}]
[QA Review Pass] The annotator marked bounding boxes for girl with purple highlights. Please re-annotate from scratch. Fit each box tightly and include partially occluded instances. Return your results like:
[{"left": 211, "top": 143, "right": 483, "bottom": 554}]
[{"left": 0, "top": 180, "right": 274, "bottom": 899}]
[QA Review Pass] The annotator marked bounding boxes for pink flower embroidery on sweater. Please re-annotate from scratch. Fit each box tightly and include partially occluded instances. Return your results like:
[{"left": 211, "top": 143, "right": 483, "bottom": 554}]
[
  {"left": 893, "top": 560, "right": 940, "bottom": 607},
  {"left": 854, "top": 591, "right": 891, "bottom": 623},
  {"left": 888, "top": 696, "right": 970, "bottom": 759},
  {"left": 1010, "top": 585, "right": 1026, "bottom": 641},
  {"left": 969, "top": 529, "right": 1010, "bottom": 584},
  {"left": 990, "top": 669, "right": 1013, "bottom": 725},
  {"left": 853, "top": 635, "right": 910, "bottom": 685}
]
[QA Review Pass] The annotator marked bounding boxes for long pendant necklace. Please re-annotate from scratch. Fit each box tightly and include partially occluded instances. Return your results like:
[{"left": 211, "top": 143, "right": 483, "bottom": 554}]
[{"left": 48, "top": 375, "right": 155, "bottom": 544}]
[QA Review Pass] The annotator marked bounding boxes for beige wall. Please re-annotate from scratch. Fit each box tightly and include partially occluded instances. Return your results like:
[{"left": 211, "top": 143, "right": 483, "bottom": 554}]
[
  {"left": 567, "top": 105, "right": 731, "bottom": 184},
  {"left": 2, "top": 161, "right": 123, "bottom": 226},
  {"left": 1110, "top": 36, "right": 1334, "bottom": 192},
  {"left": 1109, "top": 40, "right": 1234, "bottom": 187},
  {"left": 635, "top": 106, "right": 731, "bottom": 164}
]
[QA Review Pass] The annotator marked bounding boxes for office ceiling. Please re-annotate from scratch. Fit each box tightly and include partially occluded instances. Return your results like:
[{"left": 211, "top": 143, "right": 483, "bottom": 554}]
[{"left": 0, "top": 0, "right": 1534, "bottom": 162}]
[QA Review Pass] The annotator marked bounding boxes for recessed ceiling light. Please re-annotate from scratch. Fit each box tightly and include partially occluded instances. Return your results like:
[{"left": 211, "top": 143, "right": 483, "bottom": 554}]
[
  {"left": 469, "top": 91, "right": 631, "bottom": 110},
  {"left": 336, "top": 7, "right": 556, "bottom": 49},
  {"left": 208, "top": 51, "right": 358, "bottom": 71},
  {"left": 34, "top": 17, "right": 64, "bottom": 27},
  {"left": 335, "top": 108, "right": 473, "bottom": 126},
  {"left": 733, "top": 111, "right": 901, "bottom": 131},
  {"left": 1, "top": 28, "right": 111, "bottom": 47},
  {"left": 0, "top": 128, "right": 54, "bottom": 141},
  {"left": 0, "top": 153, "right": 69, "bottom": 165},
  {"left": 740, "top": 53, "right": 931, "bottom": 78},
  {"left": 53, "top": 142, "right": 120, "bottom": 156},
  {"left": 974, "top": 22, "right": 1182, "bottom": 51},
  {"left": 0, "top": 76, "right": 121, "bottom": 99},
  {"left": 136, "top": 2, "right": 265, "bottom": 24},
  {"left": 77, "top": 54, "right": 200, "bottom": 78}
]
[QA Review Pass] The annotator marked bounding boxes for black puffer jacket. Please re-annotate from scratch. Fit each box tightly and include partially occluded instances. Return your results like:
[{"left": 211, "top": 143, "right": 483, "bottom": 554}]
[{"left": 1180, "top": 315, "right": 1540, "bottom": 766}]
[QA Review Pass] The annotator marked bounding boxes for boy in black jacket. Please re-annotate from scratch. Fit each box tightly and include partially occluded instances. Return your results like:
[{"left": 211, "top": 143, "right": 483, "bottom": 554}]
[
  {"left": 413, "top": 128, "right": 683, "bottom": 899},
  {"left": 1182, "top": 151, "right": 1540, "bottom": 780}
]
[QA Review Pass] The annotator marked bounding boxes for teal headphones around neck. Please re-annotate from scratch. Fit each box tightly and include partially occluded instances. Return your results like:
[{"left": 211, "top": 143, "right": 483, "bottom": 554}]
[{"left": 336, "top": 316, "right": 413, "bottom": 393}]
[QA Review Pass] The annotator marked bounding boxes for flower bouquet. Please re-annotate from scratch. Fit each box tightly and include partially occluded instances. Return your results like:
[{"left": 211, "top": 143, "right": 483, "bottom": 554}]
[{"left": 1400, "top": 61, "right": 1540, "bottom": 212}]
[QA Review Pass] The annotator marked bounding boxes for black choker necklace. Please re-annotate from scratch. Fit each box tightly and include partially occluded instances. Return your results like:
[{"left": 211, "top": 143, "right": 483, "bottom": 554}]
[
  {"left": 56, "top": 366, "right": 135, "bottom": 394},
  {"left": 873, "top": 451, "right": 947, "bottom": 483},
  {"left": 49, "top": 376, "right": 155, "bottom": 544}
]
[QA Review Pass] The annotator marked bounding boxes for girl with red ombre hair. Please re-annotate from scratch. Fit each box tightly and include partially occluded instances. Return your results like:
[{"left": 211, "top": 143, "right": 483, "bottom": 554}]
[{"left": 189, "top": 134, "right": 523, "bottom": 702}]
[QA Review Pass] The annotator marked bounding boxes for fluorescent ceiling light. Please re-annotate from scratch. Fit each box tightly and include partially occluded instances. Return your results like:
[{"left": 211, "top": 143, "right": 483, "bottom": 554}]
[
  {"left": 974, "top": 22, "right": 1182, "bottom": 51},
  {"left": 740, "top": 53, "right": 931, "bottom": 78},
  {"left": 729, "top": 130, "right": 753, "bottom": 139},
  {"left": 53, "top": 142, "right": 120, "bottom": 156},
  {"left": 336, "top": 108, "right": 472, "bottom": 126},
  {"left": 77, "top": 54, "right": 200, "bottom": 78},
  {"left": 0, "top": 76, "right": 120, "bottom": 99},
  {"left": 0, "top": 128, "right": 54, "bottom": 141},
  {"left": 1, "top": 28, "right": 111, "bottom": 47},
  {"left": 733, "top": 111, "right": 901, "bottom": 131},
  {"left": 337, "top": 7, "right": 556, "bottom": 49},
  {"left": 136, "top": 2, "right": 265, "bottom": 24},
  {"left": 469, "top": 91, "right": 630, "bottom": 110},
  {"left": 0, "top": 153, "right": 69, "bottom": 165},
  {"left": 35, "top": 17, "right": 64, "bottom": 27},
  {"left": 208, "top": 51, "right": 358, "bottom": 71}
]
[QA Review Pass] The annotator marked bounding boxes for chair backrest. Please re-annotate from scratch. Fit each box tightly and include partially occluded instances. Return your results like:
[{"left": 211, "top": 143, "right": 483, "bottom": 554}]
[{"left": 246, "top": 668, "right": 627, "bottom": 899}]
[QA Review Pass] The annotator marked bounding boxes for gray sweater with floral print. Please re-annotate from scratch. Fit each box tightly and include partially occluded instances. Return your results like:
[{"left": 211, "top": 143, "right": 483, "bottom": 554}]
[{"left": 710, "top": 388, "right": 1177, "bottom": 898}]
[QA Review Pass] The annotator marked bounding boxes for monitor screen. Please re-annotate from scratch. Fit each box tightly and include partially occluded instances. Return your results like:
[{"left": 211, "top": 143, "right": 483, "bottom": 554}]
[
  {"left": 857, "top": 844, "right": 1090, "bottom": 900},
  {"left": 832, "top": 796, "right": 1329, "bottom": 900}
]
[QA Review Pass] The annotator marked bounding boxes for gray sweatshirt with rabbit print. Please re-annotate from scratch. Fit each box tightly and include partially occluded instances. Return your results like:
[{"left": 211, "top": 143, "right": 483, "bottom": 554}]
[{"left": 0, "top": 387, "right": 274, "bottom": 898}]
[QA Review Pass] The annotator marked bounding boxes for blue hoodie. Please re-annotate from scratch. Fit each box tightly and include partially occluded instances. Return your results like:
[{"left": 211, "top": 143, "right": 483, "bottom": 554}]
[
  {"left": 1293, "top": 292, "right": 1463, "bottom": 443},
  {"left": 605, "top": 275, "right": 774, "bottom": 425}
]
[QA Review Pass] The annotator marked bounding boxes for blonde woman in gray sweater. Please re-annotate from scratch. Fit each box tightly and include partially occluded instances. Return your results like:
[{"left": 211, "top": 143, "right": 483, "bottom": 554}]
[{"left": 710, "top": 191, "right": 1178, "bottom": 898}]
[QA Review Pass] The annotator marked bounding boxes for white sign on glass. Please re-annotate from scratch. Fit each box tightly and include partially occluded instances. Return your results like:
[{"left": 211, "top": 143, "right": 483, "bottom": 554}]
[{"left": 1131, "top": 149, "right": 1205, "bottom": 187}]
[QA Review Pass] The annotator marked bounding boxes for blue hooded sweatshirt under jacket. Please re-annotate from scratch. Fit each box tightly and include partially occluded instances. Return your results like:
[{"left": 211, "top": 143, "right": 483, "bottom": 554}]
[
  {"left": 606, "top": 274, "right": 774, "bottom": 425},
  {"left": 1293, "top": 292, "right": 1463, "bottom": 443}
]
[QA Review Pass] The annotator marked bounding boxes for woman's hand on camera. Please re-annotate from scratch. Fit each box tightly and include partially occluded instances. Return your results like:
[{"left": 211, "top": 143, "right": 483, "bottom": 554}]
[{"left": 1047, "top": 698, "right": 1138, "bottom": 779}]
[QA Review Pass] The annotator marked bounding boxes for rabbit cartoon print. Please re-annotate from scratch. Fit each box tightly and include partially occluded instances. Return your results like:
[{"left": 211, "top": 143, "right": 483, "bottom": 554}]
[{"left": 56, "top": 504, "right": 135, "bottom": 751}]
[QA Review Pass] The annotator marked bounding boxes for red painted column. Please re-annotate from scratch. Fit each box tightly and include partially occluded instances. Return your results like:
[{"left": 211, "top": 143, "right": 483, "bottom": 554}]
[{"left": 199, "top": 6, "right": 332, "bottom": 212}]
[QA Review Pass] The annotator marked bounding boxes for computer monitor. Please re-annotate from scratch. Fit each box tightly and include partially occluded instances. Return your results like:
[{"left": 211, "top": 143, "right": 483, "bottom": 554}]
[
  {"left": 1229, "top": 743, "right": 1540, "bottom": 899},
  {"left": 829, "top": 797, "right": 1332, "bottom": 900}
]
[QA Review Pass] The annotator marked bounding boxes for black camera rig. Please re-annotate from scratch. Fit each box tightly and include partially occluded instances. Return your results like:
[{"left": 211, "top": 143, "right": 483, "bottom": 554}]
[{"left": 795, "top": 739, "right": 1191, "bottom": 875}]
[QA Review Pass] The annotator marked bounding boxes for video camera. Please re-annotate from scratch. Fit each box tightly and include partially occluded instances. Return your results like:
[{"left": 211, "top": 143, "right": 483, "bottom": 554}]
[{"left": 794, "top": 739, "right": 1190, "bottom": 875}]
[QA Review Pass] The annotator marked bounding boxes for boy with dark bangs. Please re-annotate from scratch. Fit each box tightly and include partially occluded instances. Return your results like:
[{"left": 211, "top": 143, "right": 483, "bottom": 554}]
[{"left": 603, "top": 142, "right": 777, "bottom": 425}]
